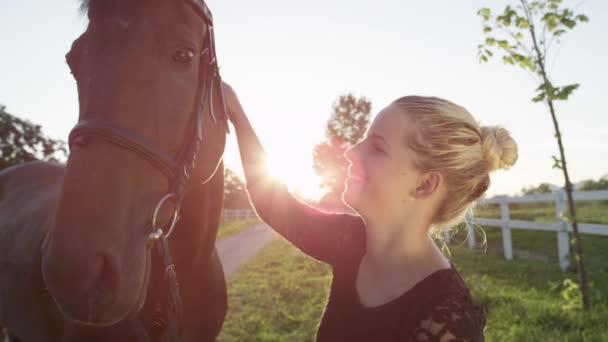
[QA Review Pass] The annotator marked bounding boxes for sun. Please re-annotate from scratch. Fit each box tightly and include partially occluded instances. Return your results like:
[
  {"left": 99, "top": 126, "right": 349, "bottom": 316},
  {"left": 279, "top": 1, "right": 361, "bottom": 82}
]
[{"left": 264, "top": 153, "right": 326, "bottom": 201}]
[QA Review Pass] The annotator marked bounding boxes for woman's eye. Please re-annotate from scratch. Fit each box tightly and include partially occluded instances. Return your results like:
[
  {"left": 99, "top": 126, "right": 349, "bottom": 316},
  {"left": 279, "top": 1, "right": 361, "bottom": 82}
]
[{"left": 173, "top": 48, "right": 196, "bottom": 63}]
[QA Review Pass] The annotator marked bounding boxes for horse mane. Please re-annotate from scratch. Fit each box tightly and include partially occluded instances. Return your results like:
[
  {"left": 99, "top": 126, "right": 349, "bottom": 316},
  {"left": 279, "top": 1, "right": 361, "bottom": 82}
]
[
  {"left": 79, "top": 0, "right": 91, "bottom": 13},
  {"left": 78, "top": 0, "right": 142, "bottom": 17}
]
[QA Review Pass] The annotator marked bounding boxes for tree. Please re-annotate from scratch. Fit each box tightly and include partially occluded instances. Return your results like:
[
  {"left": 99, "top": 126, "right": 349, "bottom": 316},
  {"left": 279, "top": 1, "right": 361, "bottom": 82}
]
[
  {"left": 0, "top": 105, "right": 67, "bottom": 171},
  {"left": 579, "top": 176, "right": 608, "bottom": 191},
  {"left": 477, "top": 0, "right": 591, "bottom": 310},
  {"left": 313, "top": 94, "right": 371, "bottom": 209},
  {"left": 521, "top": 182, "right": 553, "bottom": 195},
  {"left": 223, "top": 168, "right": 251, "bottom": 209}
]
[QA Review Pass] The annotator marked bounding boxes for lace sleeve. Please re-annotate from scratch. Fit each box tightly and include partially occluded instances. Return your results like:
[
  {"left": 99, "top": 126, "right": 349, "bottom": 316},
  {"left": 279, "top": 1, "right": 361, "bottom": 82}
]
[{"left": 408, "top": 292, "right": 486, "bottom": 342}]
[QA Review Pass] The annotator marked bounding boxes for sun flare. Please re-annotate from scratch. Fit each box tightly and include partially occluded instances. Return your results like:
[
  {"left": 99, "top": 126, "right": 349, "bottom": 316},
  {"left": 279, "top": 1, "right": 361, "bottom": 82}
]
[{"left": 264, "top": 154, "right": 326, "bottom": 201}]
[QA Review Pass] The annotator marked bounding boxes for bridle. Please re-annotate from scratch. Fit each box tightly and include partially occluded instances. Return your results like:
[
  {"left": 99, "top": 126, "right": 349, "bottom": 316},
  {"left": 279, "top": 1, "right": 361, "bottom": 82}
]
[{"left": 66, "top": 1, "right": 227, "bottom": 340}]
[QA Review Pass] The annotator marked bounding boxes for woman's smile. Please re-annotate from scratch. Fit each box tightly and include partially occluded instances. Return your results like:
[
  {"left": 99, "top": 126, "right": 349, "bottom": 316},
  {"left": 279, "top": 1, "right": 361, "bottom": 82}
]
[{"left": 346, "top": 167, "right": 367, "bottom": 182}]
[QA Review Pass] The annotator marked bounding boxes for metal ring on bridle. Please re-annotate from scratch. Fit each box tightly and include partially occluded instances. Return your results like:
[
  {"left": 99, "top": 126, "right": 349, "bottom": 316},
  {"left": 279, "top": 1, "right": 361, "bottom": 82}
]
[{"left": 149, "top": 193, "right": 179, "bottom": 241}]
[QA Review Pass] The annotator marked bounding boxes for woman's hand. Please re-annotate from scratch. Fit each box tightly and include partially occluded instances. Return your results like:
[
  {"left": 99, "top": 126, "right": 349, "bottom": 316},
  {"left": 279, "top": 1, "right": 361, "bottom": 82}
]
[{"left": 221, "top": 81, "right": 246, "bottom": 126}]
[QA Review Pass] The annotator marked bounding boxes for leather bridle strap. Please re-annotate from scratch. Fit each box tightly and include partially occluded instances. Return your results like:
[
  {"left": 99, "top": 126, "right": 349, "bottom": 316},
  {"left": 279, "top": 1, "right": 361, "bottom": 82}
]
[
  {"left": 187, "top": 0, "right": 214, "bottom": 29},
  {"left": 68, "top": 119, "right": 180, "bottom": 181}
]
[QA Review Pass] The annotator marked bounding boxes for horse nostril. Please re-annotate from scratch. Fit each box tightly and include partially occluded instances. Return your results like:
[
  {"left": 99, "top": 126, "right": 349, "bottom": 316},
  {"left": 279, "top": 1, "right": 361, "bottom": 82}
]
[{"left": 94, "top": 254, "right": 119, "bottom": 296}]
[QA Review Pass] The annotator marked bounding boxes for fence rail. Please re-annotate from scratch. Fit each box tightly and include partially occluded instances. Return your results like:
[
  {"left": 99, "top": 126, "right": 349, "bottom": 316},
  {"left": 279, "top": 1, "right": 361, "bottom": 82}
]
[
  {"left": 463, "top": 190, "right": 608, "bottom": 271},
  {"left": 222, "top": 208, "right": 256, "bottom": 221}
]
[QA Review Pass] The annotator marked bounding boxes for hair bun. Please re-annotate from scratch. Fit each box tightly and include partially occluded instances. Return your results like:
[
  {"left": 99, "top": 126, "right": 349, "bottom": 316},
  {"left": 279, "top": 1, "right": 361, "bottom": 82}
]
[{"left": 480, "top": 126, "right": 518, "bottom": 172}]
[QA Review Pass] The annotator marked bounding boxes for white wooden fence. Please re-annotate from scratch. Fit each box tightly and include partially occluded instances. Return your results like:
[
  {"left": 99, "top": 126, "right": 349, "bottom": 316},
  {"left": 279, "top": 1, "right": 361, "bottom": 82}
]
[
  {"left": 222, "top": 208, "right": 256, "bottom": 221},
  {"left": 460, "top": 190, "right": 608, "bottom": 271}
]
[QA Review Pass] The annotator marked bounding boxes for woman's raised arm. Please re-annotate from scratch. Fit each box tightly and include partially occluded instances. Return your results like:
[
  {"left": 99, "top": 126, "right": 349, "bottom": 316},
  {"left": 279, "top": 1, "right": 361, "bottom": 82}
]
[{"left": 221, "top": 82, "right": 364, "bottom": 265}]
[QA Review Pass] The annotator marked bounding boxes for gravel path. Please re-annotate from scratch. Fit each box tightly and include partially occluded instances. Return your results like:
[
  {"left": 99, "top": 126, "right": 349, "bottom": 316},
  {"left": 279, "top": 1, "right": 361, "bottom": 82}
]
[{"left": 216, "top": 223, "right": 276, "bottom": 279}]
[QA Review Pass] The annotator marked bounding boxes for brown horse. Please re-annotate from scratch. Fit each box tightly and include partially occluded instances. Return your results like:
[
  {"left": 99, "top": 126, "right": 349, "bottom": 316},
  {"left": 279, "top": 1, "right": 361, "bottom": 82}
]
[{"left": 0, "top": 0, "right": 229, "bottom": 340}]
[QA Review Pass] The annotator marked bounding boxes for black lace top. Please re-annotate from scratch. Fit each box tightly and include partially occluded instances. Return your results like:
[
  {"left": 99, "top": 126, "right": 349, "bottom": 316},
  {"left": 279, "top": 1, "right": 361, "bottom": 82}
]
[{"left": 247, "top": 179, "right": 486, "bottom": 341}]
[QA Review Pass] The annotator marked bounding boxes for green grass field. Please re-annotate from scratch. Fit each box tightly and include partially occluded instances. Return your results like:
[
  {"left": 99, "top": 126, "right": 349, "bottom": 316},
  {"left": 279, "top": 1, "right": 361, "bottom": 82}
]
[
  {"left": 218, "top": 239, "right": 331, "bottom": 342},
  {"left": 217, "top": 218, "right": 260, "bottom": 240},
  {"left": 473, "top": 200, "right": 608, "bottom": 225},
  {"left": 218, "top": 203, "right": 608, "bottom": 342}
]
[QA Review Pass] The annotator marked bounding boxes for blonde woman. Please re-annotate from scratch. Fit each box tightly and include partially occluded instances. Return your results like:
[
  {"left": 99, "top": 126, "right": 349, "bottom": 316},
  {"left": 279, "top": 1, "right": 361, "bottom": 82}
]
[{"left": 222, "top": 82, "right": 517, "bottom": 341}]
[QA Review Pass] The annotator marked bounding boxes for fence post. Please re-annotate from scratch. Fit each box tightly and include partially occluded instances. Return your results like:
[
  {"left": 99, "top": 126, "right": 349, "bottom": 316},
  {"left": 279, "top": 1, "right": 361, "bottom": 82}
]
[
  {"left": 466, "top": 211, "right": 475, "bottom": 249},
  {"left": 554, "top": 190, "right": 570, "bottom": 271},
  {"left": 500, "top": 197, "right": 513, "bottom": 260}
]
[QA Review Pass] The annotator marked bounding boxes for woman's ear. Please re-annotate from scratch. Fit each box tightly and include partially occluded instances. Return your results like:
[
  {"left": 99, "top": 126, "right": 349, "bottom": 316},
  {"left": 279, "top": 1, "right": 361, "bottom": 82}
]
[{"left": 413, "top": 171, "right": 442, "bottom": 198}]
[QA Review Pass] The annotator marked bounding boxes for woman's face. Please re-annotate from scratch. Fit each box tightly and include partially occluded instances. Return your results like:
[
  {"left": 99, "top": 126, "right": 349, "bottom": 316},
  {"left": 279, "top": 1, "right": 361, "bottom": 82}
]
[{"left": 343, "top": 103, "right": 423, "bottom": 216}]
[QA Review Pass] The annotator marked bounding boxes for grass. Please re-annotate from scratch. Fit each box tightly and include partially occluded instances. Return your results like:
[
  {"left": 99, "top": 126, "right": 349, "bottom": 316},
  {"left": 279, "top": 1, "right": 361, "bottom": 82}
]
[
  {"left": 217, "top": 240, "right": 331, "bottom": 342},
  {"left": 449, "top": 230, "right": 608, "bottom": 341},
  {"left": 217, "top": 203, "right": 608, "bottom": 342},
  {"left": 216, "top": 218, "right": 260, "bottom": 240},
  {"left": 474, "top": 200, "right": 608, "bottom": 225}
]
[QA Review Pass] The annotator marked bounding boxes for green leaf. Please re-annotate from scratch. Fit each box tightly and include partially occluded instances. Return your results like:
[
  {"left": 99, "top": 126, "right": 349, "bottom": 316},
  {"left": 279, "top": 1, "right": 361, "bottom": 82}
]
[
  {"left": 560, "top": 212, "right": 575, "bottom": 224},
  {"left": 483, "top": 26, "right": 492, "bottom": 33},
  {"left": 555, "top": 84, "right": 580, "bottom": 100},
  {"left": 563, "top": 19, "right": 576, "bottom": 29},
  {"left": 485, "top": 37, "right": 496, "bottom": 46},
  {"left": 502, "top": 56, "right": 515, "bottom": 65},
  {"left": 553, "top": 29, "right": 566, "bottom": 37},
  {"left": 478, "top": 8, "right": 491, "bottom": 21},
  {"left": 532, "top": 91, "right": 546, "bottom": 103},
  {"left": 498, "top": 15, "right": 512, "bottom": 27},
  {"left": 552, "top": 155, "right": 563, "bottom": 170},
  {"left": 516, "top": 17, "right": 530, "bottom": 29},
  {"left": 543, "top": 13, "right": 559, "bottom": 31}
]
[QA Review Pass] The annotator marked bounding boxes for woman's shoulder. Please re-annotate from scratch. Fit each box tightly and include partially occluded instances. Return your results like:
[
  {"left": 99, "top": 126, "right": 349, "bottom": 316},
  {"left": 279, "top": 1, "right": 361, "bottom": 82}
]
[
  {"left": 320, "top": 210, "right": 366, "bottom": 236},
  {"left": 336, "top": 211, "right": 366, "bottom": 229},
  {"left": 329, "top": 212, "right": 367, "bottom": 253},
  {"left": 402, "top": 267, "right": 486, "bottom": 341}
]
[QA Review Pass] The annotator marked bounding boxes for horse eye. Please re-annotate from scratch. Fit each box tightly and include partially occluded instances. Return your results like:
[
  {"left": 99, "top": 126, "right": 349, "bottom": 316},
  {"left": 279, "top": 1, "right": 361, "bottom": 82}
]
[{"left": 173, "top": 48, "right": 195, "bottom": 63}]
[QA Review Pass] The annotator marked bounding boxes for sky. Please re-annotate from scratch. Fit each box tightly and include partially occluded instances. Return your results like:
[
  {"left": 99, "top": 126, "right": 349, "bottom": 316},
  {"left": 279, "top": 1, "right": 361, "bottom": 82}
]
[{"left": 1, "top": 0, "right": 606, "bottom": 198}]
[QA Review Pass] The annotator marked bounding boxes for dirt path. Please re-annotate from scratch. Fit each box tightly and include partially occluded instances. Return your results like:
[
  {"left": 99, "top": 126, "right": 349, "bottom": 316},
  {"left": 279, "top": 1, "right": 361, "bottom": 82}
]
[{"left": 216, "top": 223, "right": 276, "bottom": 279}]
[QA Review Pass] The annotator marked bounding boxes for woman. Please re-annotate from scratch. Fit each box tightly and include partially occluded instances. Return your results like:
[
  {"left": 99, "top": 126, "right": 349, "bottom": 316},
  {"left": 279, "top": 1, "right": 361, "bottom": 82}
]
[{"left": 222, "top": 82, "right": 518, "bottom": 341}]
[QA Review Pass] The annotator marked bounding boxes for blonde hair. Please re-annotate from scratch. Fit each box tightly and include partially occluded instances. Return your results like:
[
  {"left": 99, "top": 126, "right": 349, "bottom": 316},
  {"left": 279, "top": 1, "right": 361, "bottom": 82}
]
[{"left": 394, "top": 96, "right": 518, "bottom": 234}]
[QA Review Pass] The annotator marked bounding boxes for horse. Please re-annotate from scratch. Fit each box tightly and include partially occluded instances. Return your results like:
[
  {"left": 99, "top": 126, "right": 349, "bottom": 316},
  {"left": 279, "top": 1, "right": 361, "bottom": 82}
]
[{"left": 0, "top": 0, "right": 230, "bottom": 340}]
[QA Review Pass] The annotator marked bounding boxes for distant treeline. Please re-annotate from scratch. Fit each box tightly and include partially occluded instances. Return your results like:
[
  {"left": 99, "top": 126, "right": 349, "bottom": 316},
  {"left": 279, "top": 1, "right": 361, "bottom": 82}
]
[{"left": 521, "top": 176, "right": 608, "bottom": 195}]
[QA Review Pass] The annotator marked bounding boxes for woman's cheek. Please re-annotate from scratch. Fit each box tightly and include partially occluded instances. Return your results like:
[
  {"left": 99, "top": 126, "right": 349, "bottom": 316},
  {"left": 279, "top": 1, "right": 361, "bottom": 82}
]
[{"left": 370, "top": 159, "right": 400, "bottom": 199}]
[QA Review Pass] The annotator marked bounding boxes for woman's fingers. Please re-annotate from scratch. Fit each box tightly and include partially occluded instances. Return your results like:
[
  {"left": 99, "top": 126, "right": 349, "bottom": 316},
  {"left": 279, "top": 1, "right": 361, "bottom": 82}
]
[
  {"left": 220, "top": 81, "right": 237, "bottom": 121},
  {"left": 220, "top": 81, "right": 244, "bottom": 123},
  {"left": 220, "top": 81, "right": 233, "bottom": 97}
]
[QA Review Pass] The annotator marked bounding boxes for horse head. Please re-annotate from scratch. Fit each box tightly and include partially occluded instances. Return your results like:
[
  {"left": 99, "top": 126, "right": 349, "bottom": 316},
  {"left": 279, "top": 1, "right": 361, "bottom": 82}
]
[{"left": 41, "top": 0, "right": 227, "bottom": 327}]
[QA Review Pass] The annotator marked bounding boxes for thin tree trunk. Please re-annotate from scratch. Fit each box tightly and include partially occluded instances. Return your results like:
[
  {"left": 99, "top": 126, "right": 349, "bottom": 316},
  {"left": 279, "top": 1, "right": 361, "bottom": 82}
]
[
  {"left": 545, "top": 97, "right": 591, "bottom": 311},
  {"left": 521, "top": 0, "right": 591, "bottom": 310}
]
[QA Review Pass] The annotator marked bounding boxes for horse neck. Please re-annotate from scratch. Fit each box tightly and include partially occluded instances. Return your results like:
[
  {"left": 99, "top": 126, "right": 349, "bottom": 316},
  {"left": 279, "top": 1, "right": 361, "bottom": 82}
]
[{"left": 169, "top": 162, "right": 224, "bottom": 273}]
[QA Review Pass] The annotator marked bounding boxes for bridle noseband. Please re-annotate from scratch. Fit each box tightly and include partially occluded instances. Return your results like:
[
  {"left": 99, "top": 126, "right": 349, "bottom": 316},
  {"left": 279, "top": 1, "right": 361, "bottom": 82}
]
[{"left": 66, "top": 1, "right": 227, "bottom": 340}]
